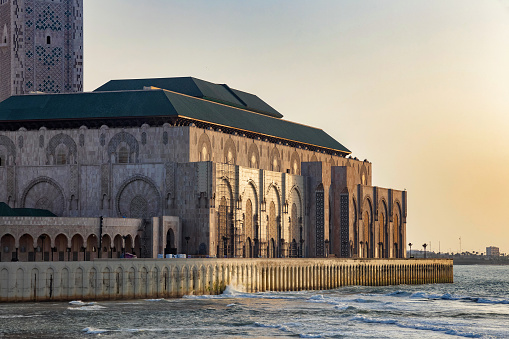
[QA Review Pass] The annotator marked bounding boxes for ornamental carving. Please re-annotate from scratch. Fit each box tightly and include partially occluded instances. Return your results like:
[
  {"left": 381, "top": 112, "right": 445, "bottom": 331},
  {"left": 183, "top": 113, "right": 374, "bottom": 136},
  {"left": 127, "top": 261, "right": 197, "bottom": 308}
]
[
  {"left": 21, "top": 177, "right": 65, "bottom": 216},
  {"left": 116, "top": 176, "right": 161, "bottom": 219}
]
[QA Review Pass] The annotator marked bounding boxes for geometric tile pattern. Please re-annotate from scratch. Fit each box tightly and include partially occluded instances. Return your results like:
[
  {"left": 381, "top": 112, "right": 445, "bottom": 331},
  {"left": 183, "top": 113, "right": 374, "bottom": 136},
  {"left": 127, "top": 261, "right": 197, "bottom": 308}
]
[{"left": 0, "top": 0, "right": 83, "bottom": 101}]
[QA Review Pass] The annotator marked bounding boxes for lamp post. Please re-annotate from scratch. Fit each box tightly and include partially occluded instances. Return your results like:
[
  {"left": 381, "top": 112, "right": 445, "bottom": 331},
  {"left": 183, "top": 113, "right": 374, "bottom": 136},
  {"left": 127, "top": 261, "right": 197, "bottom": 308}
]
[
  {"left": 299, "top": 239, "right": 305, "bottom": 258},
  {"left": 423, "top": 243, "right": 427, "bottom": 259},
  {"left": 324, "top": 240, "right": 329, "bottom": 258},
  {"left": 359, "top": 241, "right": 364, "bottom": 258},
  {"left": 408, "top": 242, "right": 413, "bottom": 258}
]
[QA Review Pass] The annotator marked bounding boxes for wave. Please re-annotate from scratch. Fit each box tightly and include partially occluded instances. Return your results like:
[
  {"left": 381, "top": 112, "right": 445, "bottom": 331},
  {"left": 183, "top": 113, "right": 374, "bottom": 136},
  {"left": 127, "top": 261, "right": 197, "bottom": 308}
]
[
  {"left": 69, "top": 300, "right": 96, "bottom": 306},
  {"left": 334, "top": 304, "right": 357, "bottom": 311},
  {"left": 300, "top": 334, "right": 325, "bottom": 338},
  {"left": 0, "top": 315, "right": 41, "bottom": 319},
  {"left": 82, "top": 327, "right": 173, "bottom": 335},
  {"left": 68, "top": 305, "right": 106, "bottom": 311},
  {"left": 351, "top": 316, "right": 482, "bottom": 338},
  {"left": 386, "top": 291, "right": 509, "bottom": 305},
  {"left": 82, "top": 327, "right": 110, "bottom": 334}
]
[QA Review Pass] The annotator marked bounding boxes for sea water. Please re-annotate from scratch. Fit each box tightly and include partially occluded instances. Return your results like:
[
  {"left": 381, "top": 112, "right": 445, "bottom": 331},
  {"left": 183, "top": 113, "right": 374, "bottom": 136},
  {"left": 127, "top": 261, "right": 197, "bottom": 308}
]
[{"left": 0, "top": 265, "right": 507, "bottom": 338}]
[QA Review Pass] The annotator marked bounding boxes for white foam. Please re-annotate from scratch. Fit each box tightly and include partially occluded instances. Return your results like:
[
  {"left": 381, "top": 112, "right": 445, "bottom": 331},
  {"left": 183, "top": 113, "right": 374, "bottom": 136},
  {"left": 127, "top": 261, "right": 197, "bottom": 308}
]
[
  {"left": 82, "top": 327, "right": 110, "bottom": 334},
  {"left": 69, "top": 300, "right": 96, "bottom": 306},
  {"left": 68, "top": 305, "right": 106, "bottom": 311},
  {"left": 144, "top": 298, "right": 164, "bottom": 302},
  {"left": 351, "top": 315, "right": 483, "bottom": 338}
]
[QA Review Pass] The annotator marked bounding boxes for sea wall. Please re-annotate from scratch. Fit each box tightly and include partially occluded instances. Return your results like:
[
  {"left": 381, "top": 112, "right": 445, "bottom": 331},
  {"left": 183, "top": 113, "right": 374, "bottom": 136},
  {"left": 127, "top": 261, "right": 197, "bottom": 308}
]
[{"left": 0, "top": 258, "right": 453, "bottom": 302}]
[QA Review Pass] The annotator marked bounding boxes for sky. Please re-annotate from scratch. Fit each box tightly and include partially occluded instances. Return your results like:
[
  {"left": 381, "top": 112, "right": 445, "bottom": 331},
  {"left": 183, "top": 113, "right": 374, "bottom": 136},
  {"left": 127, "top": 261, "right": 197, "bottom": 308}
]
[{"left": 84, "top": 0, "right": 509, "bottom": 255}]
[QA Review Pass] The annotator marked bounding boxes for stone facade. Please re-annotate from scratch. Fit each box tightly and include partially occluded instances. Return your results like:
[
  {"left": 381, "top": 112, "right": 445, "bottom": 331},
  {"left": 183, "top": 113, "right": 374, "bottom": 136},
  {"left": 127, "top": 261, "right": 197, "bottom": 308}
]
[
  {"left": 0, "top": 121, "right": 407, "bottom": 260},
  {"left": 0, "top": 0, "right": 83, "bottom": 102}
]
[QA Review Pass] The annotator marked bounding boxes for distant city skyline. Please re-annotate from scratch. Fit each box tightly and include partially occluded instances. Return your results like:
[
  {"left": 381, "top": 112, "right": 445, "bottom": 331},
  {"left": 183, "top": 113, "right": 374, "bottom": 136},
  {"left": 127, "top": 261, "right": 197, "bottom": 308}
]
[{"left": 84, "top": 0, "right": 509, "bottom": 254}]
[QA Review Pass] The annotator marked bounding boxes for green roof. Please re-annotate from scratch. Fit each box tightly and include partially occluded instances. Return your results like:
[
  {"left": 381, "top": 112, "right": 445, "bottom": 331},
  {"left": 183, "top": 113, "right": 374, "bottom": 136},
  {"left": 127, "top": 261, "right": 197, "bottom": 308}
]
[
  {"left": 0, "top": 84, "right": 351, "bottom": 154},
  {"left": 0, "top": 202, "right": 56, "bottom": 217},
  {"left": 95, "top": 77, "right": 283, "bottom": 118}
]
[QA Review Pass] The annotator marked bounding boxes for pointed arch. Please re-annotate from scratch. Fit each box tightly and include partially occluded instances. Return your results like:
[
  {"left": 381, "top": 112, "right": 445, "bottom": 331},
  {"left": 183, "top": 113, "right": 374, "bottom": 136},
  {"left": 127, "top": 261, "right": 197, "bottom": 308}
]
[
  {"left": 393, "top": 201, "right": 402, "bottom": 258},
  {"left": 248, "top": 143, "right": 260, "bottom": 169},
  {"left": 116, "top": 175, "right": 162, "bottom": 218},
  {"left": 0, "top": 135, "right": 15, "bottom": 166},
  {"left": 269, "top": 146, "right": 281, "bottom": 172},
  {"left": 21, "top": 176, "right": 66, "bottom": 216},
  {"left": 198, "top": 132, "right": 212, "bottom": 161},
  {"left": 223, "top": 138, "right": 236, "bottom": 165},
  {"left": 361, "top": 197, "right": 373, "bottom": 258},
  {"left": 46, "top": 133, "right": 77, "bottom": 165},
  {"left": 290, "top": 151, "right": 300, "bottom": 175},
  {"left": 108, "top": 132, "right": 139, "bottom": 164}
]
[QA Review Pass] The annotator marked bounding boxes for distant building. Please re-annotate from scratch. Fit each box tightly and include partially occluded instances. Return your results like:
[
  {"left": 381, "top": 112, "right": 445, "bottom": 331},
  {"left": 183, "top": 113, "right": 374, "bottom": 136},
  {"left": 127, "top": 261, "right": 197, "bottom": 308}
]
[
  {"left": 0, "top": 0, "right": 83, "bottom": 102},
  {"left": 486, "top": 246, "right": 499, "bottom": 257}
]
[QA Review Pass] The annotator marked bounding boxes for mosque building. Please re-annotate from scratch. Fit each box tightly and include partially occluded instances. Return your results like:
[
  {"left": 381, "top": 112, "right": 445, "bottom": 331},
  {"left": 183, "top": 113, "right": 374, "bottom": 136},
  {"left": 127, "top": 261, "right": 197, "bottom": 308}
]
[{"left": 0, "top": 0, "right": 407, "bottom": 262}]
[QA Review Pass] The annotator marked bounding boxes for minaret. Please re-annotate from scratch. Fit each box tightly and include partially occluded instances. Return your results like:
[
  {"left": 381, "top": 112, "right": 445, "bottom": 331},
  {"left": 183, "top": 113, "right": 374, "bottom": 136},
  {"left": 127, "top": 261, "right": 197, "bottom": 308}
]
[{"left": 0, "top": 0, "right": 83, "bottom": 102}]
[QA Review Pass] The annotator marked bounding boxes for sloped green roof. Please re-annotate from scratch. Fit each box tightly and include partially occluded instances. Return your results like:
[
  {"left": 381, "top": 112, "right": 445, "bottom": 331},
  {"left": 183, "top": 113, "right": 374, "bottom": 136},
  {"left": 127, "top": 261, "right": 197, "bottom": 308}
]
[
  {"left": 0, "top": 88, "right": 350, "bottom": 153},
  {"left": 94, "top": 77, "right": 283, "bottom": 118},
  {"left": 0, "top": 202, "right": 56, "bottom": 217}
]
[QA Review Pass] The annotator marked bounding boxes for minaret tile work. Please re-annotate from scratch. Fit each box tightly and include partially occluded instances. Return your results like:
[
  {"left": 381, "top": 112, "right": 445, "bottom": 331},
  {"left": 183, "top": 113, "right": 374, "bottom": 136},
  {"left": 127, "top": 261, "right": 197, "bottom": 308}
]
[{"left": 0, "top": 0, "right": 83, "bottom": 102}]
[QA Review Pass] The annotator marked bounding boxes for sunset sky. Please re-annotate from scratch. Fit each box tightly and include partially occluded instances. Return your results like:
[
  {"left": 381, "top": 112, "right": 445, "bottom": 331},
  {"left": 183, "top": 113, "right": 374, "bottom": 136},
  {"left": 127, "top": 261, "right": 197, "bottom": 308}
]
[{"left": 84, "top": 0, "right": 509, "bottom": 254}]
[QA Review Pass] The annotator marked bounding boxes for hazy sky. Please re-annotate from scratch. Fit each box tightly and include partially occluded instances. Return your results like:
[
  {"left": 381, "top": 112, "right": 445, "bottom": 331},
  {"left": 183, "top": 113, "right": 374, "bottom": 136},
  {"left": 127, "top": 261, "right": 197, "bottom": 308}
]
[{"left": 84, "top": 0, "right": 509, "bottom": 254}]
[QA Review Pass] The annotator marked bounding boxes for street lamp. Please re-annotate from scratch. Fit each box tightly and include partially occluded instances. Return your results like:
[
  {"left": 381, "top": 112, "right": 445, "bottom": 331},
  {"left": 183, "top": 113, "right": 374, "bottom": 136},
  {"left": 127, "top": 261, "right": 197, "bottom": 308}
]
[
  {"left": 359, "top": 241, "right": 364, "bottom": 258},
  {"left": 408, "top": 243, "right": 413, "bottom": 258},
  {"left": 423, "top": 243, "right": 427, "bottom": 259}
]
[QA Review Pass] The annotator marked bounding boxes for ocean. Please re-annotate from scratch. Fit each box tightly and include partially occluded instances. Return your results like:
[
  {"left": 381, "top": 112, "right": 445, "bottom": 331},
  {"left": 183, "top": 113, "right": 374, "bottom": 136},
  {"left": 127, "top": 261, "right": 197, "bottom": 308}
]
[{"left": 0, "top": 265, "right": 507, "bottom": 338}]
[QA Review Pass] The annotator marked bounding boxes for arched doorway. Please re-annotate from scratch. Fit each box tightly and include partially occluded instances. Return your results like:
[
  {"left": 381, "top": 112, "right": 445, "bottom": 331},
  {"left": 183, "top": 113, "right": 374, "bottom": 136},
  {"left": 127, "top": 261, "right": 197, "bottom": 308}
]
[
  {"left": 71, "top": 234, "right": 84, "bottom": 261},
  {"left": 113, "top": 235, "right": 123, "bottom": 258},
  {"left": 124, "top": 235, "right": 134, "bottom": 256},
  {"left": 393, "top": 213, "right": 400, "bottom": 258},
  {"left": 134, "top": 235, "right": 142, "bottom": 258},
  {"left": 19, "top": 234, "right": 34, "bottom": 262},
  {"left": 36, "top": 234, "right": 51, "bottom": 262},
  {"left": 165, "top": 229, "right": 176, "bottom": 255},
  {"left": 54, "top": 234, "right": 68, "bottom": 261},
  {"left": 245, "top": 237, "right": 252, "bottom": 258},
  {"left": 0, "top": 234, "right": 15, "bottom": 262},
  {"left": 269, "top": 238, "right": 276, "bottom": 258},
  {"left": 218, "top": 196, "right": 231, "bottom": 258},
  {"left": 290, "top": 239, "right": 298, "bottom": 258},
  {"left": 101, "top": 234, "right": 112, "bottom": 258},
  {"left": 86, "top": 235, "right": 99, "bottom": 261}
]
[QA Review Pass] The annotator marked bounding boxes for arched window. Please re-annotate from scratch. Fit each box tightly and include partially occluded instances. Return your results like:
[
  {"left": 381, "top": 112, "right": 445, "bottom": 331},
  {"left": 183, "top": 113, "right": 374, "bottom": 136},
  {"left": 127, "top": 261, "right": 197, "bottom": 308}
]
[
  {"left": 118, "top": 147, "right": 129, "bottom": 164},
  {"left": 56, "top": 147, "right": 67, "bottom": 165},
  {"left": 46, "top": 36, "right": 51, "bottom": 44}
]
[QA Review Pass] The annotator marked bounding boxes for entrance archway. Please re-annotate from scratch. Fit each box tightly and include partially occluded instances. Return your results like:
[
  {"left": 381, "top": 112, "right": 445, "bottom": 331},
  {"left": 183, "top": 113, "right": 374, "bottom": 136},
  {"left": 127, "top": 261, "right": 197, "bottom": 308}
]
[{"left": 165, "top": 229, "right": 176, "bottom": 255}]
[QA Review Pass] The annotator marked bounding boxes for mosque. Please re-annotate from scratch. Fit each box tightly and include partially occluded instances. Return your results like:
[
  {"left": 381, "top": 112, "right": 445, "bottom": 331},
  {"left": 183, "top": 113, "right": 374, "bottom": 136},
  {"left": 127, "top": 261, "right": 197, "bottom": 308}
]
[{"left": 0, "top": 0, "right": 407, "bottom": 263}]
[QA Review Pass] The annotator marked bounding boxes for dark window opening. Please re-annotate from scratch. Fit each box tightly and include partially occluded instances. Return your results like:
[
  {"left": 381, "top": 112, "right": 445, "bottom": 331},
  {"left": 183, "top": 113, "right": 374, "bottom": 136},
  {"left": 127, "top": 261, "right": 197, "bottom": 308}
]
[{"left": 46, "top": 36, "right": 51, "bottom": 44}]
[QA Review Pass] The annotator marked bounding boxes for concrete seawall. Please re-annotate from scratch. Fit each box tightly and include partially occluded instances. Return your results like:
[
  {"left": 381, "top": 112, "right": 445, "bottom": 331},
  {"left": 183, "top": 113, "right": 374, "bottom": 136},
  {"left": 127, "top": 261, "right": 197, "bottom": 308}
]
[{"left": 0, "top": 258, "right": 453, "bottom": 302}]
